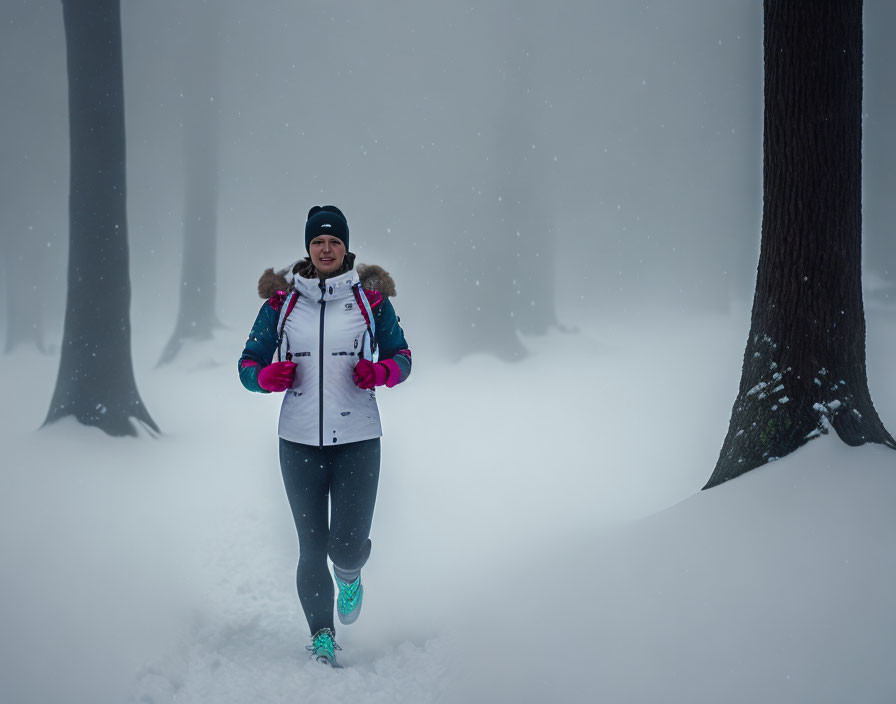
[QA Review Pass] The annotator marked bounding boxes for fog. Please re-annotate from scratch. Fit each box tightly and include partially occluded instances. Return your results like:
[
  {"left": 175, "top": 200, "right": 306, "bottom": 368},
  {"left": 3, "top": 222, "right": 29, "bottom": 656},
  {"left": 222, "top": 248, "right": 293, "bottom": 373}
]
[
  {"left": 5, "top": 1, "right": 895, "bottom": 349},
  {"left": 2, "top": 1, "right": 896, "bottom": 702},
  {"left": 5, "top": 0, "right": 762, "bottom": 355}
]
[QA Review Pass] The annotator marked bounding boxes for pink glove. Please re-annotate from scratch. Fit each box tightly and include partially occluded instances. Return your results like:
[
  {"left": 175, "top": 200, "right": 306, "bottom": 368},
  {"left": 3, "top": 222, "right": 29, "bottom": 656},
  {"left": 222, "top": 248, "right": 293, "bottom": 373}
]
[
  {"left": 353, "top": 359, "right": 400, "bottom": 389},
  {"left": 257, "top": 361, "right": 297, "bottom": 392}
]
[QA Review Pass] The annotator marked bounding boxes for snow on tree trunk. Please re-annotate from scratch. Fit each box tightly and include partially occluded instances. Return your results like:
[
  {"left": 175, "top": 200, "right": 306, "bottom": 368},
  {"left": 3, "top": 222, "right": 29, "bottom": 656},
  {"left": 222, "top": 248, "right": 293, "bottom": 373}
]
[
  {"left": 705, "top": 0, "right": 894, "bottom": 489},
  {"left": 45, "top": 0, "right": 158, "bottom": 436}
]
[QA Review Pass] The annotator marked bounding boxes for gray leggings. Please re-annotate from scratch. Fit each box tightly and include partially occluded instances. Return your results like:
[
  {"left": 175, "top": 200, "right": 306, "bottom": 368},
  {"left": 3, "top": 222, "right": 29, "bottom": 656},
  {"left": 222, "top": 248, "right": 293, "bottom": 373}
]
[{"left": 279, "top": 436, "right": 381, "bottom": 635}]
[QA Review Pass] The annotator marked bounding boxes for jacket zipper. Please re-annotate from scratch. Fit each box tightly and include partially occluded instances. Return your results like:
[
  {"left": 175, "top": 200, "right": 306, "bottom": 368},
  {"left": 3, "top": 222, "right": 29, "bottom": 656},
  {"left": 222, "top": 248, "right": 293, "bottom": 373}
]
[{"left": 318, "top": 281, "right": 327, "bottom": 448}]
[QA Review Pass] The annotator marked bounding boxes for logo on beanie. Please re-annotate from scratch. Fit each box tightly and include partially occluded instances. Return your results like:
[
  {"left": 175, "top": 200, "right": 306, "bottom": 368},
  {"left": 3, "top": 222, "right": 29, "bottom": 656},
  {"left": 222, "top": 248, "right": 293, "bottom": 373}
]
[{"left": 321, "top": 223, "right": 332, "bottom": 228}]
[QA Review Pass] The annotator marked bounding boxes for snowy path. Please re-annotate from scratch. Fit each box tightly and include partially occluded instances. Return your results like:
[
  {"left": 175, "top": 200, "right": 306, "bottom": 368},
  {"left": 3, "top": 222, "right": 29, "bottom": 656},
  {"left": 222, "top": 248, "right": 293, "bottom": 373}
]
[
  {"left": 130, "top": 504, "right": 450, "bottom": 704},
  {"left": 120, "top": 341, "right": 458, "bottom": 703},
  {"left": 2, "top": 308, "right": 895, "bottom": 702}
]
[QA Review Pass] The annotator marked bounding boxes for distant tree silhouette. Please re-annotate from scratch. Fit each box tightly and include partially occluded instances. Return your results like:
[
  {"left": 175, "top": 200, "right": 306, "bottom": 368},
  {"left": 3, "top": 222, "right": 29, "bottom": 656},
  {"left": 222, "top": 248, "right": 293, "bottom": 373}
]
[
  {"left": 705, "top": 0, "right": 894, "bottom": 489},
  {"left": 449, "top": 192, "right": 527, "bottom": 361},
  {"left": 443, "top": 3, "right": 558, "bottom": 361},
  {"left": 3, "top": 235, "right": 47, "bottom": 354},
  {"left": 0, "top": 3, "right": 57, "bottom": 356},
  {"left": 862, "top": 0, "right": 896, "bottom": 300},
  {"left": 45, "top": 0, "right": 158, "bottom": 436},
  {"left": 158, "top": 2, "right": 223, "bottom": 365},
  {"left": 494, "top": 30, "right": 558, "bottom": 336}
]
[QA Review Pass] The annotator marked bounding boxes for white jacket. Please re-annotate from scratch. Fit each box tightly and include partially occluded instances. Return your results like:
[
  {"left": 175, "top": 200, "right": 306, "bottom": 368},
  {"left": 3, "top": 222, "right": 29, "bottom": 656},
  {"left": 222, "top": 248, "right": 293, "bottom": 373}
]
[{"left": 277, "top": 269, "right": 383, "bottom": 446}]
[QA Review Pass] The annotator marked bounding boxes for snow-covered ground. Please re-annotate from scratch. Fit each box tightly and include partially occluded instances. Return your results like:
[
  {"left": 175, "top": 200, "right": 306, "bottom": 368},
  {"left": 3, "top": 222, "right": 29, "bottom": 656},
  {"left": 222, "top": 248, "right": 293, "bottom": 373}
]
[{"left": 1, "top": 304, "right": 895, "bottom": 703}]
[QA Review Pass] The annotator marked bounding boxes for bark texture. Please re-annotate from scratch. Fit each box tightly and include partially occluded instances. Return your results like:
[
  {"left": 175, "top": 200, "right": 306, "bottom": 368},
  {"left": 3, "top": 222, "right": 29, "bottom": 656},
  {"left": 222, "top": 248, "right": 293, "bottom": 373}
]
[
  {"left": 45, "top": 0, "right": 158, "bottom": 436},
  {"left": 705, "top": 0, "right": 894, "bottom": 489}
]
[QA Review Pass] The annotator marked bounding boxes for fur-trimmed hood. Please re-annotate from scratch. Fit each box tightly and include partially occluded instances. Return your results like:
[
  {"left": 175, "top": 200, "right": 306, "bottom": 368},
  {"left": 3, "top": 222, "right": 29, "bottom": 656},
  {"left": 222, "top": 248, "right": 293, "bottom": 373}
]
[{"left": 258, "top": 263, "right": 397, "bottom": 300}]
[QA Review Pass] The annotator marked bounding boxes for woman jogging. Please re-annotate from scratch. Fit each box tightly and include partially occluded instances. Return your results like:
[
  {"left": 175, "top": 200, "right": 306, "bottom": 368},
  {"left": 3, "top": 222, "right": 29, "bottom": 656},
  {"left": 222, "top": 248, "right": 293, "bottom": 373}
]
[{"left": 238, "top": 205, "right": 412, "bottom": 667}]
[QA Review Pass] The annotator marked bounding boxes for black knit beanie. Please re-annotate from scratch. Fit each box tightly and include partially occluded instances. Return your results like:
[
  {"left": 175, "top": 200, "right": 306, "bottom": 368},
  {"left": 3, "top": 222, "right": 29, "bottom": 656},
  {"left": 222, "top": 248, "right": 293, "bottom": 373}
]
[{"left": 305, "top": 205, "right": 349, "bottom": 252}]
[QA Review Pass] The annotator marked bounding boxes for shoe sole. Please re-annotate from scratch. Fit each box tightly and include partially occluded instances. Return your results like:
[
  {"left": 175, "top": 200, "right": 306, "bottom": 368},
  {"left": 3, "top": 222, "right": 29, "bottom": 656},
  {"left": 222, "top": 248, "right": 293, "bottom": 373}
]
[
  {"left": 337, "top": 604, "right": 361, "bottom": 625},
  {"left": 313, "top": 654, "right": 343, "bottom": 668}
]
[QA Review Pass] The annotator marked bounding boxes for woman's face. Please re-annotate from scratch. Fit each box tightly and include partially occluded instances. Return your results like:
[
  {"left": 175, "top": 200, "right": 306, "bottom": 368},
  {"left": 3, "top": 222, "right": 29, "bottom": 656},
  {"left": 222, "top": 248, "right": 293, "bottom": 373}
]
[{"left": 308, "top": 235, "right": 346, "bottom": 274}]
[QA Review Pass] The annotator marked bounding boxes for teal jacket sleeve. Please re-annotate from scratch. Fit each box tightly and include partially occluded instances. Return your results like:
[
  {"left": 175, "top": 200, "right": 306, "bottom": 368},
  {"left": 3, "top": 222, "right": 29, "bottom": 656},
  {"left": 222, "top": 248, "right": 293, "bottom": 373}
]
[
  {"left": 238, "top": 300, "right": 280, "bottom": 393},
  {"left": 374, "top": 297, "right": 412, "bottom": 384}
]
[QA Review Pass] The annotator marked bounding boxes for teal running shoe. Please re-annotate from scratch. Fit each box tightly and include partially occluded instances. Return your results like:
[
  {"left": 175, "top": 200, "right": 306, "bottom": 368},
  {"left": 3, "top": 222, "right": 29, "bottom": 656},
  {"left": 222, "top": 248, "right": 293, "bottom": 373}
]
[
  {"left": 335, "top": 573, "right": 363, "bottom": 625},
  {"left": 307, "top": 628, "right": 342, "bottom": 667}
]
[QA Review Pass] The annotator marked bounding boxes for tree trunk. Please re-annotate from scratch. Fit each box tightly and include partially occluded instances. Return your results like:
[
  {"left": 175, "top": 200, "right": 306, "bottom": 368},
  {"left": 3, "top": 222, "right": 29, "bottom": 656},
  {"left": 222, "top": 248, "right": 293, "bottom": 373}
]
[
  {"left": 705, "top": 0, "right": 894, "bottom": 489},
  {"left": 862, "top": 0, "right": 896, "bottom": 298},
  {"left": 45, "top": 0, "right": 158, "bottom": 436},
  {"left": 3, "top": 235, "right": 47, "bottom": 354},
  {"left": 158, "top": 3, "right": 223, "bottom": 365},
  {"left": 495, "top": 38, "right": 558, "bottom": 337},
  {"left": 451, "top": 218, "right": 528, "bottom": 361}
]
